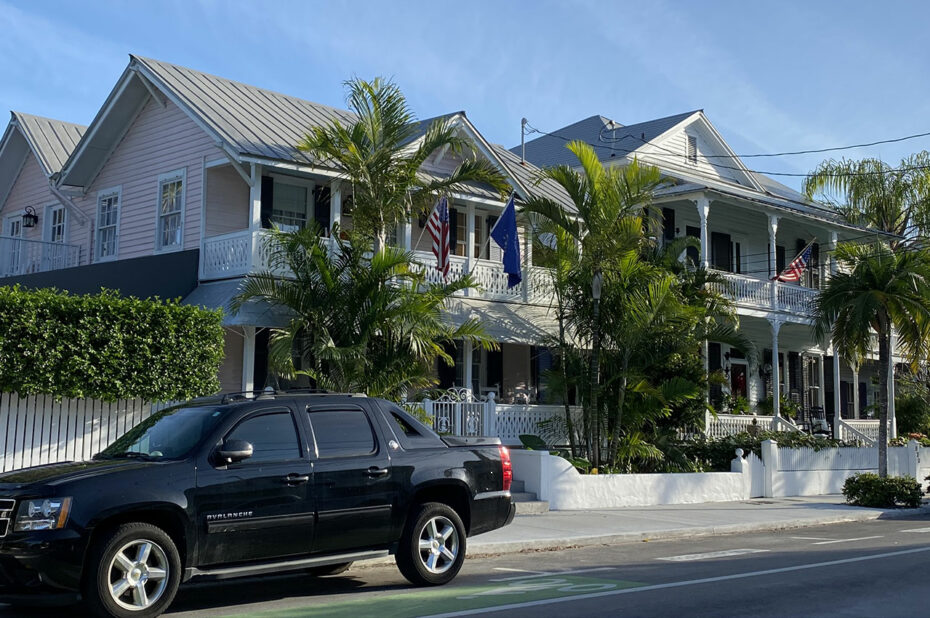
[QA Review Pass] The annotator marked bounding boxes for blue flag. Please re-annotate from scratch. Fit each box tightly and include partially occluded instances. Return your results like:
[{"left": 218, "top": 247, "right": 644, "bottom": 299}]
[{"left": 490, "top": 194, "right": 522, "bottom": 288}]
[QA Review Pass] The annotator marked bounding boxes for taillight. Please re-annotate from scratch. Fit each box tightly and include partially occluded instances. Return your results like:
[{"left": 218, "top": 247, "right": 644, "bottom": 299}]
[{"left": 499, "top": 445, "right": 512, "bottom": 492}]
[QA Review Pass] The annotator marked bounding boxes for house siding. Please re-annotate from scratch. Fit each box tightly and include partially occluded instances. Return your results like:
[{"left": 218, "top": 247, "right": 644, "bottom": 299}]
[
  {"left": 645, "top": 124, "right": 749, "bottom": 187},
  {"left": 205, "top": 164, "right": 249, "bottom": 237},
  {"left": 218, "top": 329, "right": 243, "bottom": 392},
  {"left": 73, "top": 97, "right": 221, "bottom": 261},
  {"left": 1, "top": 153, "right": 56, "bottom": 244}
]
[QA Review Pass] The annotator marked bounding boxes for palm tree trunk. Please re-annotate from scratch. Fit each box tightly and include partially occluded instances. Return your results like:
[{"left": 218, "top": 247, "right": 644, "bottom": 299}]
[
  {"left": 877, "top": 318, "right": 890, "bottom": 478},
  {"left": 557, "top": 313, "right": 577, "bottom": 457},
  {"left": 608, "top": 357, "right": 630, "bottom": 466}
]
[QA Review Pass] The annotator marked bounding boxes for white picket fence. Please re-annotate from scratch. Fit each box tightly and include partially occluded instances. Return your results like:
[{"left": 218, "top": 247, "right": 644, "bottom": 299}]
[{"left": 0, "top": 394, "right": 163, "bottom": 472}]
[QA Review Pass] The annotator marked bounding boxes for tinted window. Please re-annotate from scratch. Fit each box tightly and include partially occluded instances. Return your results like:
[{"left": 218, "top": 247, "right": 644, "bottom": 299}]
[
  {"left": 308, "top": 410, "right": 376, "bottom": 458},
  {"left": 96, "top": 405, "right": 223, "bottom": 460},
  {"left": 227, "top": 411, "right": 300, "bottom": 462}
]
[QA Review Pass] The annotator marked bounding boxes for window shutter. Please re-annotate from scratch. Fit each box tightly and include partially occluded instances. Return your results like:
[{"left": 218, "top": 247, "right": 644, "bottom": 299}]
[
  {"left": 687, "top": 135, "right": 698, "bottom": 164},
  {"left": 487, "top": 215, "right": 501, "bottom": 261},
  {"left": 449, "top": 208, "right": 459, "bottom": 253},
  {"left": 662, "top": 207, "right": 676, "bottom": 241},
  {"left": 313, "top": 185, "right": 331, "bottom": 235},
  {"left": 260, "top": 176, "right": 274, "bottom": 229}
]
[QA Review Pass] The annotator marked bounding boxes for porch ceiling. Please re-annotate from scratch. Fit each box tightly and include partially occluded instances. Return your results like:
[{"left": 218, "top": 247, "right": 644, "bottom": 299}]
[
  {"left": 444, "top": 297, "right": 559, "bottom": 345},
  {"left": 735, "top": 315, "right": 827, "bottom": 354}
]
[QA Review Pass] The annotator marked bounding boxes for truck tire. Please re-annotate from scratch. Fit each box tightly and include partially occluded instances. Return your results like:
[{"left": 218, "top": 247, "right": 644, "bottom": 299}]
[
  {"left": 82, "top": 522, "right": 181, "bottom": 618},
  {"left": 307, "top": 562, "right": 353, "bottom": 576},
  {"left": 396, "top": 502, "right": 466, "bottom": 586}
]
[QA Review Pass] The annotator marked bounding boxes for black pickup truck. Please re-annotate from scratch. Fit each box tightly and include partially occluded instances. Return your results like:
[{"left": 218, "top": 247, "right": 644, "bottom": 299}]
[{"left": 0, "top": 392, "right": 515, "bottom": 617}]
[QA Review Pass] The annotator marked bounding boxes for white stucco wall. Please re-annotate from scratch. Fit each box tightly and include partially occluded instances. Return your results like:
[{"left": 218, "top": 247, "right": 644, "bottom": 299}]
[{"left": 511, "top": 450, "right": 750, "bottom": 510}]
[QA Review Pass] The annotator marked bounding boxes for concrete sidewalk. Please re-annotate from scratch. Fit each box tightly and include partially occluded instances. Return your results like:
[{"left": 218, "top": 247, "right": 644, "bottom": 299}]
[{"left": 468, "top": 496, "right": 930, "bottom": 555}]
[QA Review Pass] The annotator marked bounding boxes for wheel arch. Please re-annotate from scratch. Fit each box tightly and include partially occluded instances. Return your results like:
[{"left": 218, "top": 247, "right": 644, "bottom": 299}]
[{"left": 409, "top": 481, "right": 472, "bottom": 534}]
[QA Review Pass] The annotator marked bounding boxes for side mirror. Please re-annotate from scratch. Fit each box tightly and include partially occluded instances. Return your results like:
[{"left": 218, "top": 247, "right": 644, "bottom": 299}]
[{"left": 216, "top": 439, "right": 253, "bottom": 464}]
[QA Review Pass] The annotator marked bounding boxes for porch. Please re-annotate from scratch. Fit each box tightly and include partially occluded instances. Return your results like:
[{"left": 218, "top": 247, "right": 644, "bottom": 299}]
[{"left": 0, "top": 235, "right": 82, "bottom": 277}]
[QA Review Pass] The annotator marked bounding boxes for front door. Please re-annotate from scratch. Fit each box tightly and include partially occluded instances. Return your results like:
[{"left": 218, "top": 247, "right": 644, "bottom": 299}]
[
  {"left": 730, "top": 363, "right": 748, "bottom": 400},
  {"left": 306, "top": 404, "right": 396, "bottom": 554},
  {"left": 194, "top": 407, "right": 313, "bottom": 565}
]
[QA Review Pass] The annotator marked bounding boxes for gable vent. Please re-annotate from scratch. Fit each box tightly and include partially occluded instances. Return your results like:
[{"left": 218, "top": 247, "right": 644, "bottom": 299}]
[{"left": 686, "top": 135, "right": 698, "bottom": 164}]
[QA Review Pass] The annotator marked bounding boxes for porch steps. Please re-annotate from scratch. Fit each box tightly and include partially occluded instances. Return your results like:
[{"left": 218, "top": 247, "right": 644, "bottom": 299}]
[{"left": 510, "top": 480, "right": 549, "bottom": 515}]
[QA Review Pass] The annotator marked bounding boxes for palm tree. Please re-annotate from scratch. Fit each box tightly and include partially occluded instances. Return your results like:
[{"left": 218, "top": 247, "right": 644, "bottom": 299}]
[
  {"left": 298, "top": 77, "right": 509, "bottom": 249},
  {"left": 803, "top": 152, "right": 930, "bottom": 241},
  {"left": 814, "top": 242, "right": 930, "bottom": 476},
  {"left": 232, "top": 226, "right": 495, "bottom": 399}
]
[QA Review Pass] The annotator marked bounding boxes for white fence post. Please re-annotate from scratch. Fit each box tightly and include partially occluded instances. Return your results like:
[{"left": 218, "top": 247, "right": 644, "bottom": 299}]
[
  {"left": 485, "top": 392, "right": 497, "bottom": 437},
  {"left": 908, "top": 439, "right": 920, "bottom": 479},
  {"left": 761, "top": 439, "right": 778, "bottom": 498}
]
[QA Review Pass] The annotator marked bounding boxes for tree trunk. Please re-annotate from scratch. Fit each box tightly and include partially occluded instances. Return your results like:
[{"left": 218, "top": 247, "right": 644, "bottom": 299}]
[
  {"left": 558, "top": 313, "right": 577, "bottom": 457},
  {"left": 608, "top": 357, "right": 629, "bottom": 466},
  {"left": 877, "top": 316, "right": 890, "bottom": 478}
]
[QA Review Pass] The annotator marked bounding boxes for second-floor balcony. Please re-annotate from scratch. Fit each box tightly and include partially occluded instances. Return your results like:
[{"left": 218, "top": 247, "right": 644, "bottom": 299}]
[
  {"left": 0, "top": 236, "right": 82, "bottom": 278},
  {"left": 200, "top": 229, "right": 555, "bottom": 305},
  {"left": 709, "top": 270, "right": 819, "bottom": 318}
]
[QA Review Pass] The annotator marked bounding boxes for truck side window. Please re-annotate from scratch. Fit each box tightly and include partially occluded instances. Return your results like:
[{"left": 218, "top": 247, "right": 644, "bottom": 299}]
[
  {"left": 227, "top": 411, "right": 300, "bottom": 462},
  {"left": 307, "top": 410, "right": 376, "bottom": 458}
]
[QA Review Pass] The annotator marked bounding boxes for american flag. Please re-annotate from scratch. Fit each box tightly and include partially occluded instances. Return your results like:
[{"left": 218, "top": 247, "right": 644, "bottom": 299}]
[
  {"left": 775, "top": 243, "right": 813, "bottom": 282},
  {"left": 426, "top": 197, "right": 450, "bottom": 279}
]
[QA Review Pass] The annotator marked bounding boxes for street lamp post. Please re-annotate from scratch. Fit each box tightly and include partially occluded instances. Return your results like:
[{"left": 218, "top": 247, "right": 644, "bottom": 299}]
[{"left": 590, "top": 269, "right": 603, "bottom": 467}]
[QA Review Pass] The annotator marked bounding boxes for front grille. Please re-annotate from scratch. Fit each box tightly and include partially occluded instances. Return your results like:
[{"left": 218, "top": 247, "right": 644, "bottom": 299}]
[{"left": 0, "top": 500, "right": 15, "bottom": 538}]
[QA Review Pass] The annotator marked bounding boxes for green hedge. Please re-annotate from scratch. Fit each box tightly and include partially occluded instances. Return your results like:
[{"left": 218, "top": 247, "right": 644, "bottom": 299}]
[
  {"left": 0, "top": 286, "right": 224, "bottom": 402},
  {"left": 842, "top": 473, "right": 923, "bottom": 508}
]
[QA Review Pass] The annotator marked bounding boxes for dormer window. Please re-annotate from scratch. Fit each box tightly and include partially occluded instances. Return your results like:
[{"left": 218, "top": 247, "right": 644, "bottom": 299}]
[{"left": 686, "top": 135, "right": 698, "bottom": 165}]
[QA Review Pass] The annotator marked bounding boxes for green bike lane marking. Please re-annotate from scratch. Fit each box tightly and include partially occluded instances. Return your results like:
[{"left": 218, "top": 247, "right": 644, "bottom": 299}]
[{"left": 226, "top": 574, "right": 644, "bottom": 618}]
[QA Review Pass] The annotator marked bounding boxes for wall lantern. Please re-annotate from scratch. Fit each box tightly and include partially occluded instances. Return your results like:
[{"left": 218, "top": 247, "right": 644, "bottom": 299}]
[{"left": 22, "top": 206, "right": 38, "bottom": 228}]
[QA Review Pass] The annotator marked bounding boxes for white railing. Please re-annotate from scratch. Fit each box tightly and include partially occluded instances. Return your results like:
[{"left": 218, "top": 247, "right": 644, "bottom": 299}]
[
  {"left": 704, "top": 411, "right": 804, "bottom": 439},
  {"left": 837, "top": 419, "right": 881, "bottom": 445},
  {"left": 495, "top": 404, "right": 579, "bottom": 445},
  {"left": 0, "top": 236, "right": 82, "bottom": 277},
  {"left": 201, "top": 230, "right": 255, "bottom": 278},
  {"left": 412, "top": 251, "right": 554, "bottom": 305},
  {"left": 708, "top": 270, "right": 818, "bottom": 317},
  {"left": 777, "top": 445, "right": 878, "bottom": 471}
]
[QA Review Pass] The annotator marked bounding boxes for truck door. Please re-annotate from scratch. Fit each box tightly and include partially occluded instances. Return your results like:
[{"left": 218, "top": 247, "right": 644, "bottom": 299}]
[
  {"left": 306, "top": 404, "right": 396, "bottom": 553},
  {"left": 194, "top": 407, "right": 313, "bottom": 565}
]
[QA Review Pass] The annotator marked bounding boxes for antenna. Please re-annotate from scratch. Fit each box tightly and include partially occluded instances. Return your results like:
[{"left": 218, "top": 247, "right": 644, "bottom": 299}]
[{"left": 521, "top": 118, "right": 527, "bottom": 164}]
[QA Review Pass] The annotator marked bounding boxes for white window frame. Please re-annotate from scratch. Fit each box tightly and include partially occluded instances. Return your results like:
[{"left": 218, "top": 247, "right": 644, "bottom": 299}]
[
  {"left": 155, "top": 168, "right": 186, "bottom": 253},
  {"left": 269, "top": 174, "right": 315, "bottom": 232},
  {"left": 95, "top": 185, "right": 122, "bottom": 262},
  {"left": 3, "top": 212, "right": 24, "bottom": 276},
  {"left": 44, "top": 203, "right": 68, "bottom": 244}
]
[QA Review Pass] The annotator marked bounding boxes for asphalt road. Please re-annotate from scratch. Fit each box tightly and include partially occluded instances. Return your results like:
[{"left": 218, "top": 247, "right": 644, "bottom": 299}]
[{"left": 7, "top": 515, "right": 930, "bottom": 617}]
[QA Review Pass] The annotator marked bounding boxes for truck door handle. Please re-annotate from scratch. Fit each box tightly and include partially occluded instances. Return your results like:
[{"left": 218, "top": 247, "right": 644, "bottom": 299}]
[
  {"left": 366, "top": 466, "right": 389, "bottom": 477},
  {"left": 284, "top": 473, "right": 310, "bottom": 485}
]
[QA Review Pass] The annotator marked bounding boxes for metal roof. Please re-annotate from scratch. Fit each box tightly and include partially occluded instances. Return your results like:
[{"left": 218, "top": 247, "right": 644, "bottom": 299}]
[
  {"left": 9, "top": 112, "right": 86, "bottom": 177},
  {"left": 491, "top": 144, "right": 575, "bottom": 212},
  {"left": 132, "top": 55, "right": 356, "bottom": 167},
  {"left": 514, "top": 111, "right": 698, "bottom": 169}
]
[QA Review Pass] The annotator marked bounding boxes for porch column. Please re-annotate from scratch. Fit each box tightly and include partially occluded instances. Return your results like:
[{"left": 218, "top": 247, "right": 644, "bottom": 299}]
[
  {"left": 463, "top": 340, "right": 474, "bottom": 395},
  {"left": 696, "top": 196, "right": 710, "bottom": 269},
  {"left": 769, "top": 319, "right": 782, "bottom": 418},
  {"left": 402, "top": 219, "right": 412, "bottom": 251},
  {"left": 817, "top": 353, "right": 826, "bottom": 408},
  {"left": 889, "top": 329, "right": 897, "bottom": 438},
  {"left": 768, "top": 214, "right": 779, "bottom": 306},
  {"left": 242, "top": 326, "right": 256, "bottom": 392},
  {"left": 466, "top": 203, "right": 475, "bottom": 297},
  {"left": 330, "top": 181, "right": 342, "bottom": 230},
  {"left": 833, "top": 349, "right": 842, "bottom": 438},
  {"left": 249, "top": 163, "right": 262, "bottom": 231},
  {"left": 830, "top": 231, "right": 839, "bottom": 276},
  {"left": 852, "top": 366, "right": 860, "bottom": 419}
]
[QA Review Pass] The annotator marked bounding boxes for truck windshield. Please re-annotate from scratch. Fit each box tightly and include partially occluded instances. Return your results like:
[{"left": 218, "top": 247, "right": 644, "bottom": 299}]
[{"left": 95, "top": 405, "right": 223, "bottom": 461}]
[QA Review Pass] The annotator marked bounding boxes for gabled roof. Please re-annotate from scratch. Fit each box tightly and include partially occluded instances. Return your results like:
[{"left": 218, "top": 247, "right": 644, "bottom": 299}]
[
  {"left": 515, "top": 111, "right": 698, "bottom": 169},
  {"left": 0, "top": 112, "right": 86, "bottom": 208}
]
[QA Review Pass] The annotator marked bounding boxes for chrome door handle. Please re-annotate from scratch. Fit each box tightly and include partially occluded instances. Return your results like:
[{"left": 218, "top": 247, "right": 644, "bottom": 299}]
[
  {"left": 366, "top": 466, "right": 389, "bottom": 477},
  {"left": 284, "top": 473, "right": 310, "bottom": 484}
]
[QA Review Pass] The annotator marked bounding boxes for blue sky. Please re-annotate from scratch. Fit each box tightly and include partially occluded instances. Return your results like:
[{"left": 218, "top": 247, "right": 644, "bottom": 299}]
[{"left": 2, "top": 0, "right": 929, "bottom": 190}]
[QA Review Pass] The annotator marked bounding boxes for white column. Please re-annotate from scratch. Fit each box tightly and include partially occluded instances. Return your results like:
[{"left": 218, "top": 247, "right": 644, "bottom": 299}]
[
  {"left": 330, "top": 180, "right": 342, "bottom": 230},
  {"left": 830, "top": 231, "right": 839, "bottom": 275},
  {"left": 696, "top": 196, "right": 710, "bottom": 269},
  {"left": 242, "top": 326, "right": 256, "bottom": 392},
  {"left": 818, "top": 353, "right": 826, "bottom": 408},
  {"left": 889, "top": 329, "right": 897, "bottom": 438},
  {"left": 833, "top": 349, "right": 842, "bottom": 438},
  {"left": 465, "top": 203, "right": 475, "bottom": 297},
  {"left": 402, "top": 219, "right": 412, "bottom": 251},
  {"left": 770, "top": 319, "right": 782, "bottom": 418},
  {"left": 249, "top": 164, "right": 262, "bottom": 231},
  {"left": 852, "top": 367, "right": 860, "bottom": 419},
  {"left": 768, "top": 214, "right": 779, "bottom": 306},
  {"left": 463, "top": 340, "right": 474, "bottom": 395}
]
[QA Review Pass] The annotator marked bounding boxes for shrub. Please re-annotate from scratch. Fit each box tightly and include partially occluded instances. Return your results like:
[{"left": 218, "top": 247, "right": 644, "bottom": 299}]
[
  {"left": 0, "top": 286, "right": 224, "bottom": 402},
  {"left": 676, "top": 431, "right": 847, "bottom": 471},
  {"left": 842, "top": 473, "right": 923, "bottom": 508}
]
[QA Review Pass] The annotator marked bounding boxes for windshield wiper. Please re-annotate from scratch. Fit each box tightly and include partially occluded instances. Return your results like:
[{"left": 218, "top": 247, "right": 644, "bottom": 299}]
[{"left": 106, "top": 452, "right": 161, "bottom": 461}]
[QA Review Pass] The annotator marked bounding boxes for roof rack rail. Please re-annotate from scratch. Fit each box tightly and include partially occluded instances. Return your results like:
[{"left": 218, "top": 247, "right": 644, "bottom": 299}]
[
  {"left": 221, "top": 390, "right": 277, "bottom": 404},
  {"left": 279, "top": 388, "right": 331, "bottom": 394}
]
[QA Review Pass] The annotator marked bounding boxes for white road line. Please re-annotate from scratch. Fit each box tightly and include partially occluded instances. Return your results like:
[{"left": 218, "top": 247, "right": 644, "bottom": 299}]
[
  {"left": 900, "top": 527, "right": 930, "bottom": 533},
  {"left": 657, "top": 549, "right": 769, "bottom": 562},
  {"left": 790, "top": 536, "right": 832, "bottom": 541},
  {"left": 491, "top": 568, "right": 548, "bottom": 575},
  {"left": 425, "top": 546, "right": 930, "bottom": 617},
  {"left": 490, "top": 567, "right": 616, "bottom": 582},
  {"left": 811, "top": 536, "right": 883, "bottom": 545}
]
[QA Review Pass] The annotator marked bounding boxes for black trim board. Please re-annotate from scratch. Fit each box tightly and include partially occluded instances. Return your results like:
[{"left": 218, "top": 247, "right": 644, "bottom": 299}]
[{"left": 0, "top": 250, "right": 199, "bottom": 300}]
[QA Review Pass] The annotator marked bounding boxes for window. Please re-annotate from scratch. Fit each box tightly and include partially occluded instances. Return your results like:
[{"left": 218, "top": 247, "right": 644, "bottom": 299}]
[
  {"left": 4, "top": 216, "right": 22, "bottom": 275},
  {"left": 687, "top": 135, "right": 698, "bottom": 165},
  {"left": 308, "top": 409, "right": 376, "bottom": 458},
  {"left": 96, "top": 187, "right": 121, "bottom": 261},
  {"left": 157, "top": 170, "right": 185, "bottom": 250},
  {"left": 46, "top": 205, "right": 66, "bottom": 243},
  {"left": 226, "top": 411, "right": 300, "bottom": 463},
  {"left": 272, "top": 181, "right": 310, "bottom": 231}
]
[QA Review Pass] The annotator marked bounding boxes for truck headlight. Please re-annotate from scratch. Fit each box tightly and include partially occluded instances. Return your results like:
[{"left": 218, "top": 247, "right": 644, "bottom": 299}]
[{"left": 14, "top": 497, "right": 72, "bottom": 531}]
